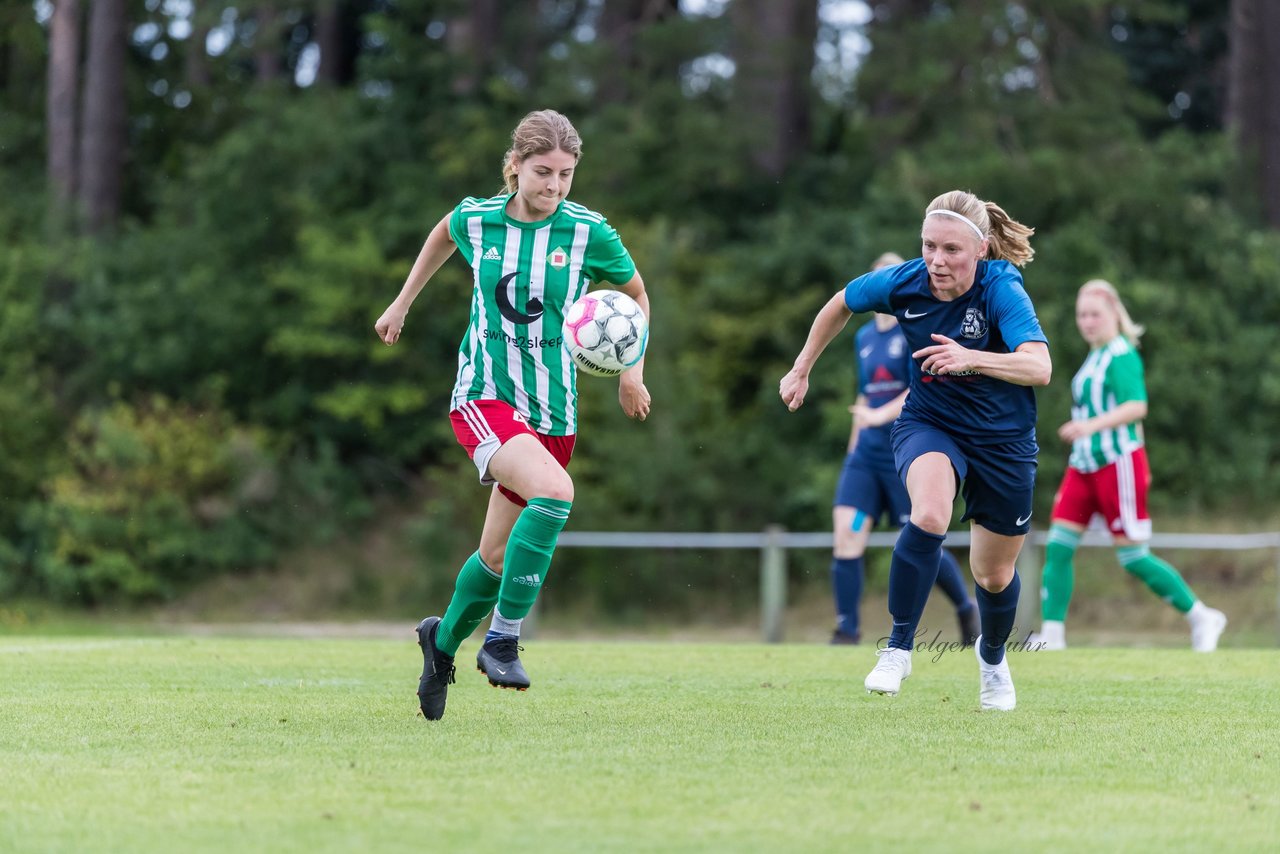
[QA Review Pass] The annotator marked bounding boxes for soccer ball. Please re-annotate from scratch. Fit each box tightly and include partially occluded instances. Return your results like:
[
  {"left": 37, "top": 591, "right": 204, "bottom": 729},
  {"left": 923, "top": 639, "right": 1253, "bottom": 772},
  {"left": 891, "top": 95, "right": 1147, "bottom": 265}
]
[{"left": 561, "top": 289, "right": 649, "bottom": 377}]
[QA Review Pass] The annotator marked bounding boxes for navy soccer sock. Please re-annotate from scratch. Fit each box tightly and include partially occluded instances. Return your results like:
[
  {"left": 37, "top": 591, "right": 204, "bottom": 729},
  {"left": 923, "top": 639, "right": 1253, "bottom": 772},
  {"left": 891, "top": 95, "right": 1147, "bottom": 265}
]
[
  {"left": 933, "top": 548, "right": 970, "bottom": 609},
  {"left": 976, "top": 571, "right": 1021, "bottom": 665},
  {"left": 886, "top": 522, "right": 944, "bottom": 650},
  {"left": 831, "top": 556, "right": 864, "bottom": 638}
]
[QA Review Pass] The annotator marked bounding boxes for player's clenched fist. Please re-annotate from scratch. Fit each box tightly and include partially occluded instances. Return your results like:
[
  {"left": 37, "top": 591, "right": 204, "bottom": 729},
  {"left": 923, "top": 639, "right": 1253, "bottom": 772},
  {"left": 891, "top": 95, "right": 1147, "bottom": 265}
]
[{"left": 779, "top": 369, "right": 809, "bottom": 412}]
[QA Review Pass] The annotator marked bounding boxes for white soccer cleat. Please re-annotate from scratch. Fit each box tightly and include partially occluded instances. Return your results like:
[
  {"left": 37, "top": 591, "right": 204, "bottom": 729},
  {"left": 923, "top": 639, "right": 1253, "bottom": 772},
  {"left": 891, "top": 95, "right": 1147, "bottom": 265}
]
[
  {"left": 975, "top": 638, "right": 1017, "bottom": 711},
  {"left": 1188, "top": 605, "right": 1228, "bottom": 653},
  {"left": 864, "top": 647, "right": 912, "bottom": 696},
  {"left": 1027, "top": 620, "right": 1066, "bottom": 651}
]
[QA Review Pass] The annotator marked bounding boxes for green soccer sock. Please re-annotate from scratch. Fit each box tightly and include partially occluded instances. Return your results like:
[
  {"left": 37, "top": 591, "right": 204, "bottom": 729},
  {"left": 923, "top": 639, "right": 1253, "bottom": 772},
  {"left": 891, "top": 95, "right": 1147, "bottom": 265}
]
[
  {"left": 1040, "top": 524, "right": 1081, "bottom": 622},
  {"left": 496, "top": 497, "right": 572, "bottom": 622},
  {"left": 436, "top": 551, "right": 502, "bottom": 656},
  {"left": 1117, "top": 545, "right": 1197, "bottom": 613}
]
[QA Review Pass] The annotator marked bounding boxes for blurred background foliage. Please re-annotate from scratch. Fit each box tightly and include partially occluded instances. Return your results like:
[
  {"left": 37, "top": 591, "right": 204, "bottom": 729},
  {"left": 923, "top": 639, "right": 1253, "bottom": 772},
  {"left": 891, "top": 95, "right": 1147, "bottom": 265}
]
[{"left": 1, "top": 0, "right": 1278, "bottom": 614}]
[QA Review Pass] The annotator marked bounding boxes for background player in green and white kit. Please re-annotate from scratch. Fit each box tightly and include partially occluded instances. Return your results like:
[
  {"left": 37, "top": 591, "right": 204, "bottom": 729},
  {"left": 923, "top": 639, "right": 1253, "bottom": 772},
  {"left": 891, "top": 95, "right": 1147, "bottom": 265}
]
[
  {"left": 1031, "top": 280, "right": 1226, "bottom": 652},
  {"left": 375, "top": 110, "right": 652, "bottom": 720}
]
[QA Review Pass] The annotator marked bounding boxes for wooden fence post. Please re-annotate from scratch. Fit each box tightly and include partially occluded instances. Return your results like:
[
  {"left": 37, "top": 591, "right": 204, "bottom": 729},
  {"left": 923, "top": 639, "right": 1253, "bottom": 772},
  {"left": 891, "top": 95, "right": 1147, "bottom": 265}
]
[{"left": 761, "top": 525, "right": 786, "bottom": 643}]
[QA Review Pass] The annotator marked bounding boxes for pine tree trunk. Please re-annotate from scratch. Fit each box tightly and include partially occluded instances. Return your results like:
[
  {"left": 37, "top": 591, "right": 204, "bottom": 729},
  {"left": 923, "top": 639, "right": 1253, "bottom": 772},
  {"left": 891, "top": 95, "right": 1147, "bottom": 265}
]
[
  {"left": 730, "top": 0, "right": 819, "bottom": 179},
  {"left": 47, "top": 0, "right": 81, "bottom": 217},
  {"left": 1227, "top": 0, "right": 1280, "bottom": 226},
  {"left": 255, "top": 3, "right": 282, "bottom": 83},
  {"left": 78, "top": 0, "right": 128, "bottom": 234},
  {"left": 597, "top": 0, "right": 679, "bottom": 104},
  {"left": 186, "top": 0, "right": 211, "bottom": 90},
  {"left": 446, "top": 0, "right": 498, "bottom": 96},
  {"left": 315, "top": 0, "right": 358, "bottom": 86}
]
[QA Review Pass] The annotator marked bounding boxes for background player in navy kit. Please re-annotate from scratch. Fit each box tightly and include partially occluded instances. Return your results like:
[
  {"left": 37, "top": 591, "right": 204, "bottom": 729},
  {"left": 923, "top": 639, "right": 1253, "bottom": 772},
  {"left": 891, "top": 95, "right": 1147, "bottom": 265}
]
[
  {"left": 782, "top": 190, "right": 1050, "bottom": 711},
  {"left": 830, "top": 252, "right": 980, "bottom": 647}
]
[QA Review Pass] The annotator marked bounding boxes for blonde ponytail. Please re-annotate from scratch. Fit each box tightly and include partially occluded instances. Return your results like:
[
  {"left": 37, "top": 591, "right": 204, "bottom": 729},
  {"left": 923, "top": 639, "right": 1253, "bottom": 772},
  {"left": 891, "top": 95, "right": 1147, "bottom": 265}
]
[{"left": 924, "top": 190, "right": 1036, "bottom": 267}]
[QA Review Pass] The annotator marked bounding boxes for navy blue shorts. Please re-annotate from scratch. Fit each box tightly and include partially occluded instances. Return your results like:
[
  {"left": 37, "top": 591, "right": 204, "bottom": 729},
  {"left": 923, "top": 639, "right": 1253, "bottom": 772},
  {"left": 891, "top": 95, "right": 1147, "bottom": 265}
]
[
  {"left": 891, "top": 419, "right": 1037, "bottom": 536},
  {"left": 833, "top": 452, "right": 911, "bottom": 528}
]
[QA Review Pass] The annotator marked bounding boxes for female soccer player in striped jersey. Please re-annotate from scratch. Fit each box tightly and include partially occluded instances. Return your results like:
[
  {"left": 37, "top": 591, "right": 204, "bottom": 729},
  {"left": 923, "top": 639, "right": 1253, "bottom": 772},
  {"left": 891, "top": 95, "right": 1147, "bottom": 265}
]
[
  {"left": 781, "top": 190, "right": 1050, "bottom": 711},
  {"left": 375, "top": 110, "right": 651, "bottom": 720},
  {"left": 1030, "top": 280, "right": 1226, "bottom": 652}
]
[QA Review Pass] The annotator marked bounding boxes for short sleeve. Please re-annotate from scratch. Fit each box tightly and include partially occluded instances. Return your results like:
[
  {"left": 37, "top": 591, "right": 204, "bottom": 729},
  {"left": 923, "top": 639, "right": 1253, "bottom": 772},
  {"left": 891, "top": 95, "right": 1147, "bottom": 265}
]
[
  {"left": 448, "top": 198, "right": 481, "bottom": 266},
  {"left": 986, "top": 262, "right": 1047, "bottom": 350},
  {"left": 582, "top": 218, "right": 637, "bottom": 285},
  {"left": 844, "top": 259, "right": 923, "bottom": 314},
  {"left": 1107, "top": 350, "right": 1148, "bottom": 403}
]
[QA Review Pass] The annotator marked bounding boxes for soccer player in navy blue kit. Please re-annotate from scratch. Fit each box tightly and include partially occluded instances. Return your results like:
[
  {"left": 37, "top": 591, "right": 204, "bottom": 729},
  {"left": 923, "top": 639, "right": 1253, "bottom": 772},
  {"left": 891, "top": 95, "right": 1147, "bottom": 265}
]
[
  {"left": 830, "top": 252, "right": 980, "bottom": 647},
  {"left": 781, "top": 191, "right": 1050, "bottom": 710}
]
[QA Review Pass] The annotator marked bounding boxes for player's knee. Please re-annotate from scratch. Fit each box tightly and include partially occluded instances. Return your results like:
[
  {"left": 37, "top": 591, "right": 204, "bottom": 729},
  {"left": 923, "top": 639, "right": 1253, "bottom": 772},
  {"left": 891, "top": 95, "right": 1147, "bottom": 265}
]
[
  {"left": 973, "top": 564, "right": 1015, "bottom": 592},
  {"left": 909, "top": 507, "right": 950, "bottom": 535},
  {"left": 480, "top": 543, "right": 506, "bottom": 571},
  {"left": 533, "top": 471, "right": 574, "bottom": 504},
  {"left": 1116, "top": 543, "right": 1151, "bottom": 573},
  {"left": 833, "top": 508, "right": 869, "bottom": 558},
  {"left": 832, "top": 531, "right": 864, "bottom": 560}
]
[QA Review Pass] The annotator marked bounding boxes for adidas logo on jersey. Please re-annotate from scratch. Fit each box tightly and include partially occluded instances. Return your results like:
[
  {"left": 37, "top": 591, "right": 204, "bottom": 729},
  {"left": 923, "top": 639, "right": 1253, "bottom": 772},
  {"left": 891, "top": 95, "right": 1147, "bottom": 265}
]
[
  {"left": 512, "top": 574, "right": 542, "bottom": 586},
  {"left": 482, "top": 246, "right": 502, "bottom": 261}
]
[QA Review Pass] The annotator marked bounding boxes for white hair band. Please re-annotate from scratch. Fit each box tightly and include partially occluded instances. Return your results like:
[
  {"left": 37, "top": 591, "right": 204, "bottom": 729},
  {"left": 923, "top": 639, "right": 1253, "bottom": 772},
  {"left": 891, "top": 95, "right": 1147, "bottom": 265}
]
[{"left": 926, "top": 209, "right": 985, "bottom": 241}]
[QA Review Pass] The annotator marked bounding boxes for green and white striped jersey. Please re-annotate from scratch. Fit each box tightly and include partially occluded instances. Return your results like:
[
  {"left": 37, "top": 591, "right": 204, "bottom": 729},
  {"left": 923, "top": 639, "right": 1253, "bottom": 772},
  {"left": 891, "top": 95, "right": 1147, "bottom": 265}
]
[
  {"left": 448, "top": 194, "right": 636, "bottom": 435},
  {"left": 1067, "top": 336, "right": 1148, "bottom": 472}
]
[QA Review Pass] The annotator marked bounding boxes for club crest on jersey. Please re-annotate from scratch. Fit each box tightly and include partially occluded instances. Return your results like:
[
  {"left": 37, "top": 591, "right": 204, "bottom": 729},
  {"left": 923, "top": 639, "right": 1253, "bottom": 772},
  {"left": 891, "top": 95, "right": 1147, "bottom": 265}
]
[
  {"left": 888, "top": 336, "right": 906, "bottom": 358},
  {"left": 961, "top": 307, "right": 988, "bottom": 339},
  {"left": 547, "top": 247, "right": 568, "bottom": 269}
]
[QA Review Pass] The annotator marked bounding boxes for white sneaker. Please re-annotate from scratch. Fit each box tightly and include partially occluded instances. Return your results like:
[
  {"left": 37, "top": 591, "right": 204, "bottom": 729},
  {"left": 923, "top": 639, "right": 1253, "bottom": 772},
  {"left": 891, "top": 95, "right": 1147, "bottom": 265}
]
[
  {"left": 1027, "top": 620, "right": 1066, "bottom": 651},
  {"left": 975, "top": 637, "right": 1016, "bottom": 711},
  {"left": 1188, "top": 604, "right": 1227, "bottom": 653},
  {"left": 864, "top": 647, "right": 912, "bottom": 695}
]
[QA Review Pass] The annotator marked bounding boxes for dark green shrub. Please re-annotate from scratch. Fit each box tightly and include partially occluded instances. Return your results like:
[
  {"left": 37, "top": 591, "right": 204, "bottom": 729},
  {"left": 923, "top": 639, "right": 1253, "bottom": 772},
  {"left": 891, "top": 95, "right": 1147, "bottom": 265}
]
[{"left": 32, "top": 398, "right": 281, "bottom": 603}]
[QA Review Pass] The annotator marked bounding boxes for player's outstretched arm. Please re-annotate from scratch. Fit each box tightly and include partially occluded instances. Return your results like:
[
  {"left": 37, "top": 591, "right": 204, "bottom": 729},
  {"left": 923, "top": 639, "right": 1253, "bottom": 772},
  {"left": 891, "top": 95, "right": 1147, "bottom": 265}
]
[
  {"left": 780, "top": 291, "right": 853, "bottom": 411},
  {"left": 614, "top": 271, "right": 651, "bottom": 421},
  {"left": 375, "top": 214, "right": 457, "bottom": 345}
]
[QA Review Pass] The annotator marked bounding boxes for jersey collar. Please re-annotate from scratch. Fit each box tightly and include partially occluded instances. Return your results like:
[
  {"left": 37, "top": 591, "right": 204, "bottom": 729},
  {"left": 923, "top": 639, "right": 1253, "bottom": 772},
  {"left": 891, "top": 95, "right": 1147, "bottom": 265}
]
[{"left": 501, "top": 192, "right": 565, "bottom": 229}]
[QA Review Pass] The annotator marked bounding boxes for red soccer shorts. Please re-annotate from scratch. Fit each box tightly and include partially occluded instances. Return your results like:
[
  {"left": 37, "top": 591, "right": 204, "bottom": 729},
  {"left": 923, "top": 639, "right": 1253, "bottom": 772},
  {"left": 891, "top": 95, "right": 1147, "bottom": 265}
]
[
  {"left": 1050, "top": 447, "right": 1152, "bottom": 541},
  {"left": 449, "top": 399, "right": 575, "bottom": 508}
]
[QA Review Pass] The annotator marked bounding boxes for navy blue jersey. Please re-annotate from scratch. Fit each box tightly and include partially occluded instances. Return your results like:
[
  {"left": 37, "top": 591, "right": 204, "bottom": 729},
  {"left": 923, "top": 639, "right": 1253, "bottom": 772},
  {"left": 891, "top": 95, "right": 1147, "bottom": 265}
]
[
  {"left": 844, "top": 258, "right": 1047, "bottom": 444},
  {"left": 852, "top": 320, "right": 910, "bottom": 467}
]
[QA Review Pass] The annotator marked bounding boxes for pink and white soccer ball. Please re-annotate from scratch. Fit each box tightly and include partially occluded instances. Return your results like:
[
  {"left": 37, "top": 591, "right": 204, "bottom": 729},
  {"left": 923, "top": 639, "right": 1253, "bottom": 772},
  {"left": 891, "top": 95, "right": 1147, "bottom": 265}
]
[{"left": 561, "top": 290, "right": 649, "bottom": 377}]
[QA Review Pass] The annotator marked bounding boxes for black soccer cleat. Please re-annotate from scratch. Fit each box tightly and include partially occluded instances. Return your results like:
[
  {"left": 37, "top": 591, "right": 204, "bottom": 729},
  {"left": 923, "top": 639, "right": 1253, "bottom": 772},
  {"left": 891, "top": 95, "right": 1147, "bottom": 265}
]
[
  {"left": 476, "top": 635, "right": 531, "bottom": 690},
  {"left": 416, "top": 616, "right": 456, "bottom": 720},
  {"left": 958, "top": 605, "right": 981, "bottom": 648},
  {"left": 830, "top": 628, "right": 860, "bottom": 646}
]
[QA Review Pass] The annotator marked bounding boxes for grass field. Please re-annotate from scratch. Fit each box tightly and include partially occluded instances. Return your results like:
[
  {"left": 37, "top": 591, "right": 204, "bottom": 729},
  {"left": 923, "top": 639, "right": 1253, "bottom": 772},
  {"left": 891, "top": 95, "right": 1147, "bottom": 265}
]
[{"left": 2, "top": 635, "right": 1277, "bottom": 853}]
